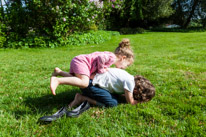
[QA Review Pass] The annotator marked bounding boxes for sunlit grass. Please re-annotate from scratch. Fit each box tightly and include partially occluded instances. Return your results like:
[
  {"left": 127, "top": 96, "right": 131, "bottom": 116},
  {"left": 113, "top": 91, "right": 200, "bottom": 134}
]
[{"left": 0, "top": 32, "right": 205, "bottom": 136}]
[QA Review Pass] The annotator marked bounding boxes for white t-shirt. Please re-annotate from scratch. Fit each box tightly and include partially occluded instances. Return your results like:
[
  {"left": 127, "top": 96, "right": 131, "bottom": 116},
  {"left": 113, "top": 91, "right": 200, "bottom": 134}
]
[{"left": 92, "top": 68, "right": 135, "bottom": 94}]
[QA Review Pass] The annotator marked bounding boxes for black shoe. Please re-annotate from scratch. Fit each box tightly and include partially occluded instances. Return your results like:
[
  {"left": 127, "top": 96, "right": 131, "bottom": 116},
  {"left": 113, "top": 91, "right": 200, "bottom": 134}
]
[
  {"left": 38, "top": 106, "right": 68, "bottom": 122},
  {"left": 66, "top": 101, "right": 90, "bottom": 117}
]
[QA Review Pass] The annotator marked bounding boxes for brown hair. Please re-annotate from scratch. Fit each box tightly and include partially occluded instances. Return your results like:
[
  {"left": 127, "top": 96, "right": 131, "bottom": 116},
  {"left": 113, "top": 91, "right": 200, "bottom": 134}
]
[
  {"left": 133, "top": 75, "right": 155, "bottom": 103},
  {"left": 114, "top": 38, "right": 134, "bottom": 63}
]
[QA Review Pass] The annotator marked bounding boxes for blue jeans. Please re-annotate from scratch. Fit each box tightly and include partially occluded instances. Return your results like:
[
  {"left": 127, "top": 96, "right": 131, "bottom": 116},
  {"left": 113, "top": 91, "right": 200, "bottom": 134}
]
[{"left": 81, "top": 80, "right": 118, "bottom": 107}]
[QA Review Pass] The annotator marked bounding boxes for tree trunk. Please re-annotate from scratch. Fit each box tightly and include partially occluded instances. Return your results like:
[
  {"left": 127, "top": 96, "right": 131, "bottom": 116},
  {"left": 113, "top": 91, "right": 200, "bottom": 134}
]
[
  {"left": 183, "top": 0, "right": 199, "bottom": 28},
  {"left": 203, "top": 20, "right": 206, "bottom": 28},
  {"left": 177, "top": 0, "right": 184, "bottom": 26}
]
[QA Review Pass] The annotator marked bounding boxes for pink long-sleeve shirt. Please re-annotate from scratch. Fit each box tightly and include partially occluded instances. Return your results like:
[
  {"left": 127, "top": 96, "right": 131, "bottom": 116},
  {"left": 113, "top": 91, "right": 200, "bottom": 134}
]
[{"left": 69, "top": 51, "right": 116, "bottom": 77}]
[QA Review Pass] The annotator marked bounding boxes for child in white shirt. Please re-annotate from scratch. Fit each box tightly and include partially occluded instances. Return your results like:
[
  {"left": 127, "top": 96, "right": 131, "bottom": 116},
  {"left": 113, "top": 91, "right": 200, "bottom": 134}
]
[{"left": 69, "top": 68, "right": 155, "bottom": 107}]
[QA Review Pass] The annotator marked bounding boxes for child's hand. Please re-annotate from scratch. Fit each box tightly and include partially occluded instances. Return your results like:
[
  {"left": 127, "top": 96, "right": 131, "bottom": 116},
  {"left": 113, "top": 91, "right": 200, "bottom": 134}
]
[{"left": 124, "top": 89, "right": 138, "bottom": 105}]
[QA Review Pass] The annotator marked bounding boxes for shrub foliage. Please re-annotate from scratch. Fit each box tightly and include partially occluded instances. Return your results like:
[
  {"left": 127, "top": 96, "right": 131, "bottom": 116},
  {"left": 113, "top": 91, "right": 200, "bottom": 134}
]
[
  {"left": 1, "top": 0, "right": 109, "bottom": 48},
  {"left": 4, "top": 0, "right": 205, "bottom": 48}
]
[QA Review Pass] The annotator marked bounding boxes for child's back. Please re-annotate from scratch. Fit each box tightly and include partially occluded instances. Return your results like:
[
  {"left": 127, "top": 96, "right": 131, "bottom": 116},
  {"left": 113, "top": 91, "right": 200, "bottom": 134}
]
[{"left": 92, "top": 68, "right": 135, "bottom": 94}]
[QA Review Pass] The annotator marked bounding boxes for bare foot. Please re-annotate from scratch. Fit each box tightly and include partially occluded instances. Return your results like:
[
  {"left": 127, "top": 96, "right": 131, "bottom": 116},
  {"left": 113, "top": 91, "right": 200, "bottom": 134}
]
[
  {"left": 50, "top": 76, "right": 59, "bottom": 95},
  {"left": 52, "top": 67, "right": 62, "bottom": 76}
]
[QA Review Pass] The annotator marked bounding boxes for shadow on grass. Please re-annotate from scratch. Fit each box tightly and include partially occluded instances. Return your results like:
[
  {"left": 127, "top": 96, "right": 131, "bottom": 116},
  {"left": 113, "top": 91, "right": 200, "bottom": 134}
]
[
  {"left": 14, "top": 89, "right": 127, "bottom": 120},
  {"left": 14, "top": 89, "right": 80, "bottom": 119}
]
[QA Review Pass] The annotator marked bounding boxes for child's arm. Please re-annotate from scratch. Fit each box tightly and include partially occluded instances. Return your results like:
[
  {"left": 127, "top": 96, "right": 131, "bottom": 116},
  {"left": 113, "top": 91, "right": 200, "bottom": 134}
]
[
  {"left": 124, "top": 89, "right": 138, "bottom": 105},
  {"left": 97, "top": 53, "right": 116, "bottom": 73}
]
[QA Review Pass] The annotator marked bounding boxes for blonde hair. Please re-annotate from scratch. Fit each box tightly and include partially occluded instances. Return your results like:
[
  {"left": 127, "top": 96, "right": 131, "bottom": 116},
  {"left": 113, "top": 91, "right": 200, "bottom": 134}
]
[{"left": 114, "top": 38, "right": 134, "bottom": 63}]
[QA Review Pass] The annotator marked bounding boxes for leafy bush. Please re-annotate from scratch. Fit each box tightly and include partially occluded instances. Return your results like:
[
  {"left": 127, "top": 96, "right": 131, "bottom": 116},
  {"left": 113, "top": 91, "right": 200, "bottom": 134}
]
[
  {"left": 0, "top": 28, "right": 6, "bottom": 48},
  {"left": 65, "top": 30, "right": 120, "bottom": 46},
  {"left": 0, "top": 13, "right": 6, "bottom": 48},
  {"left": 4, "top": 30, "right": 119, "bottom": 48},
  {"left": 51, "top": 0, "right": 105, "bottom": 38},
  {"left": 1, "top": 0, "right": 122, "bottom": 48},
  {"left": 0, "top": 35, "right": 6, "bottom": 48},
  {"left": 120, "top": 27, "right": 145, "bottom": 34},
  {"left": 5, "top": 36, "right": 50, "bottom": 48},
  {"left": 2, "top": 0, "right": 106, "bottom": 43}
]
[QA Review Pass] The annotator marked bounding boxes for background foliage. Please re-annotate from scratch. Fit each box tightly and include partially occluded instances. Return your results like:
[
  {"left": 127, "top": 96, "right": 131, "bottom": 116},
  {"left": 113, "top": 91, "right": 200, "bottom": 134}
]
[
  {"left": 0, "top": 0, "right": 206, "bottom": 48},
  {"left": 0, "top": 12, "right": 6, "bottom": 48},
  {"left": 1, "top": 0, "right": 108, "bottom": 48},
  {"left": 171, "top": 0, "right": 206, "bottom": 28},
  {"left": 105, "top": 0, "right": 174, "bottom": 29}
]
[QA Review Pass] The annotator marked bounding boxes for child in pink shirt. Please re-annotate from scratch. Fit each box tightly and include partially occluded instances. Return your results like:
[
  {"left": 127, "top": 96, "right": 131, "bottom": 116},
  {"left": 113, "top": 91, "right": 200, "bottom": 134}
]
[{"left": 50, "top": 38, "right": 134, "bottom": 95}]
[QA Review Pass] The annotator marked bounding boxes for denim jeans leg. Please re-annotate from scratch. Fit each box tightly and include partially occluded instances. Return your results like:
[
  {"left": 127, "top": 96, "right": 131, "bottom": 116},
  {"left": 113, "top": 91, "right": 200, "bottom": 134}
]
[{"left": 81, "top": 80, "right": 118, "bottom": 107}]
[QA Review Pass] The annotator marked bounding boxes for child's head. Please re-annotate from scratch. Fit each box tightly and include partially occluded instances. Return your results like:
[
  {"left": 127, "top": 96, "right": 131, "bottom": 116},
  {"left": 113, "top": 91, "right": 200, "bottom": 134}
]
[
  {"left": 133, "top": 75, "right": 155, "bottom": 103},
  {"left": 114, "top": 38, "right": 134, "bottom": 69}
]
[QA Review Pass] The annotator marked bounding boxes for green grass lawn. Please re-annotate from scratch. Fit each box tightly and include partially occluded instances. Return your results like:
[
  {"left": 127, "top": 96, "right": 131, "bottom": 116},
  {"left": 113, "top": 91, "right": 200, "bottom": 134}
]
[{"left": 0, "top": 32, "right": 205, "bottom": 136}]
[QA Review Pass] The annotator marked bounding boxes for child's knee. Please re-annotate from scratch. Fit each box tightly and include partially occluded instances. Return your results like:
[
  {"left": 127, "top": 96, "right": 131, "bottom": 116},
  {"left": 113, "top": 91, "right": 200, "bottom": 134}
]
[
  {"left": 106, "top": 100, "right": 118, "bottom": 107},
  {"left": 77, "top": 75, "right": 89, "bottom": 88},
  {"left": 80, "top": 82, "right": 89, "bottom": 88}
]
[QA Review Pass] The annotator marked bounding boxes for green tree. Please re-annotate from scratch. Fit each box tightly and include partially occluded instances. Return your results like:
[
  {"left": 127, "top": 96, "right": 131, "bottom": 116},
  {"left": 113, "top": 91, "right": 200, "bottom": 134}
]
[
  {"left": 183, "top": 0, "right": 200, "bottom": 28},
  {"left": 198, "top": 0, "right": 206, "bottom": 28},
  {"left": 171, "top": 0, "right": 206, "bottom": 28},
  {"left": 106, "top": 0, "right": 174, "bottom": 29}
]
